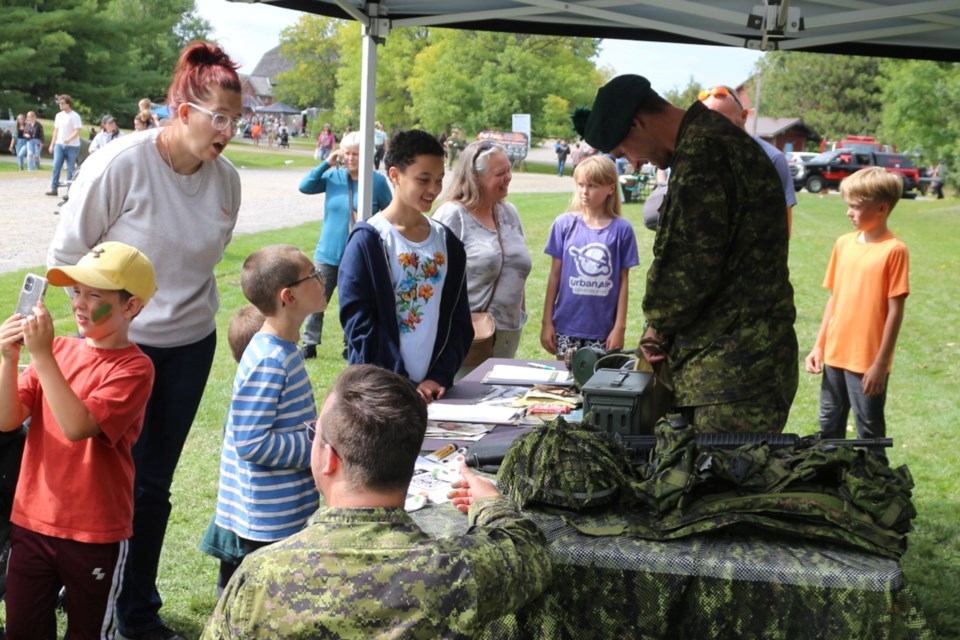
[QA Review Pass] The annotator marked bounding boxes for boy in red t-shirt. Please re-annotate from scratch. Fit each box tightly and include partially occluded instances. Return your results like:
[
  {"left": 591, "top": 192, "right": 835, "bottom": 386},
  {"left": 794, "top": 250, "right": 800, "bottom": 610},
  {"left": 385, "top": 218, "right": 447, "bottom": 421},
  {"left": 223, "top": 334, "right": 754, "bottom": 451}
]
[
  {"left": 0, "top": 241, "right": 157, "bottom": 639},
  {"left": 804, "top": 167, "right": 910, "bottom": 446}
]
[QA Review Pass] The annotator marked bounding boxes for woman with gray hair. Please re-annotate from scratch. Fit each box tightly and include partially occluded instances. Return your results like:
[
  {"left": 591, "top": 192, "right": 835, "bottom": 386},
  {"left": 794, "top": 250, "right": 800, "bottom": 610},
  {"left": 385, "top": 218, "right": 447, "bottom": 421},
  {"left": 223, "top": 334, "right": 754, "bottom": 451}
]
[
  {"left": 299, "top": 130, "right": 393, "bottom": 358},
  {"left": 433, "top": 140, "right": 532, "bottom": 373}
]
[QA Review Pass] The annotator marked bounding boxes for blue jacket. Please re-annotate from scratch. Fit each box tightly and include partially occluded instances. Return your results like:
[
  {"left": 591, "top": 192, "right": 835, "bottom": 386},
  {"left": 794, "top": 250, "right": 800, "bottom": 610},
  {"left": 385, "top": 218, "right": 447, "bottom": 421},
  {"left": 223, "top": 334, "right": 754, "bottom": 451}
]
[{"left": 338, "top": 220, "right": 474, "bottom": 389}]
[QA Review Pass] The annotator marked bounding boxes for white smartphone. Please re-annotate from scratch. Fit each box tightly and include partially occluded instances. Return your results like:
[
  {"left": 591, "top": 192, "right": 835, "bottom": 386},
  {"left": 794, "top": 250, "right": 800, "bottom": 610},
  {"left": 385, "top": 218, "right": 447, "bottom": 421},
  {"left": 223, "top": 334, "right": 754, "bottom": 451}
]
[{"left": 15, "top": 273, "right": 48, "bottom": 318}]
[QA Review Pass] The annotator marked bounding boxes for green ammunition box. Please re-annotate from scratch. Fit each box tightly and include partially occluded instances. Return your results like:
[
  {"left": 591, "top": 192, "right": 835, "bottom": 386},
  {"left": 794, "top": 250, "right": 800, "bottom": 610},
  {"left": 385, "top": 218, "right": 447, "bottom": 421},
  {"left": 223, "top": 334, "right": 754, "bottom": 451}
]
[{"left": 582, "top": 369, "right": 654, "bottom": 436}]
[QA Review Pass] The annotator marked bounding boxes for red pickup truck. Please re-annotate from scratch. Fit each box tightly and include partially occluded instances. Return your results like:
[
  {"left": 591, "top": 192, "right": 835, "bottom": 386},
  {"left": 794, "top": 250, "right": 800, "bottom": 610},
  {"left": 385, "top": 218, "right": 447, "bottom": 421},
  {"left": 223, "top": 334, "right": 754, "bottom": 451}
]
[{"left": 797, "top": 150, "right": 919, "bottom": 193}]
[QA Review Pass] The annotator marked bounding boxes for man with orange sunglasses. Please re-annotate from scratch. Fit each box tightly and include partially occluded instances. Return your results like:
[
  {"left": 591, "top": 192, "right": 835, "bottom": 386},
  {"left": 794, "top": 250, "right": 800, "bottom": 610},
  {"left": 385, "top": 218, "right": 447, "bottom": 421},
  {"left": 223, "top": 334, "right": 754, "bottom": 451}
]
[{"left": 699, "top": 85, "right": 796, "bottom": 237}]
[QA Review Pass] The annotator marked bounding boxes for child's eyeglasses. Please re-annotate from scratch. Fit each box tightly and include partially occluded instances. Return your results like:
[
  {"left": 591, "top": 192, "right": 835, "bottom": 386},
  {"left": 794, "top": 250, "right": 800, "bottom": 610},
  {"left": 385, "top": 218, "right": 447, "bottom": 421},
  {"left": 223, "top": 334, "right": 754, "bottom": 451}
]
[
  {"left": 287, "top": 269, "right": 325, "bottom": 288},
  {"left": 697, "top": 86, "right": 743, "bottom": 109}
]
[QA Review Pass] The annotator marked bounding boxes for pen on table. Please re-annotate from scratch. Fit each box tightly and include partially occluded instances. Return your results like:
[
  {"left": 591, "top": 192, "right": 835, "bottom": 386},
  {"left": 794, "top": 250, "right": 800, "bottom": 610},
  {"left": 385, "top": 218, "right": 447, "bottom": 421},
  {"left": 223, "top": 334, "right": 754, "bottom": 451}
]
[{"left": 527, "top": 362, "right": 556, "bottom": 370}]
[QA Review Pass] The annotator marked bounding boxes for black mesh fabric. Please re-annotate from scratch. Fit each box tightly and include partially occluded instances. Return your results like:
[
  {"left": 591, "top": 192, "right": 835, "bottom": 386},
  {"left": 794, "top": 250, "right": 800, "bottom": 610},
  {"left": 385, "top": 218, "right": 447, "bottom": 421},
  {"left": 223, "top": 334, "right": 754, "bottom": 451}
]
[{"left": 410, "top": 502, "right": 932, "bottom": 639}]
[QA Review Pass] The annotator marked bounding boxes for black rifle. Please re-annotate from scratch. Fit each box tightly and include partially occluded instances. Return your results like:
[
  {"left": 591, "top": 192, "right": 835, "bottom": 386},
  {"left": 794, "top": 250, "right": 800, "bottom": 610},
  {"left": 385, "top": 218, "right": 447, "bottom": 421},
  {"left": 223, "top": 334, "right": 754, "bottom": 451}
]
[
  {"left": 466, "top": 432, "right": 892, "bottom": 471},
  {"left": 618, "top": 432, "right": 892, "bottom": 464}
]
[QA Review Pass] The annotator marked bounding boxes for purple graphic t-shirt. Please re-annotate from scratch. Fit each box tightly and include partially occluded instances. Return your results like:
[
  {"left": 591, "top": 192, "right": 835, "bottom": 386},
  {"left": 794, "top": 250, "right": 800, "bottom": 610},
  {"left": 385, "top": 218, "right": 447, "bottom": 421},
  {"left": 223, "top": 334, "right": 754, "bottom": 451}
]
[{"left": 544, "top": 213, "right": 639, "bottom": 340}]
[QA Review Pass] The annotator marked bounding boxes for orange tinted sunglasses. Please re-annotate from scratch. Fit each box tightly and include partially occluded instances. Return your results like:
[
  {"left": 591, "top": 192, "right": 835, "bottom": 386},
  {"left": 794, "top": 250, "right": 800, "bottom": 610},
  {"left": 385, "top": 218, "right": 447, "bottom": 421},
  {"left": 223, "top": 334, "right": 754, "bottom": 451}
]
[{"left": 698, "top": 86, "right": 743, "bottom": 109}]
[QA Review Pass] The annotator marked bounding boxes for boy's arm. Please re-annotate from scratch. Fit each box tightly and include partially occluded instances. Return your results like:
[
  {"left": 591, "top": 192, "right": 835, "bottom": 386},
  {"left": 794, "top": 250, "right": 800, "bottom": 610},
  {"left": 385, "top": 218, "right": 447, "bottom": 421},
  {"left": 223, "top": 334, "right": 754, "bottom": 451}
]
[
  {"left": 540, "top": 258, "right": 562, "bottom": 356},
  {"left": 23, "top": 303, "right": 100, "bottom": 441},
  {"left": 606, "top": 268, "right": 630, "bottom": 351},
  {"left": 862, "top": 295, "right": 906, "bottom": 396},
  {"left": 0, "top": 315, "right": 30, "bottom": 431},
  {"left": 804, "top": 294, "right": 834, "bottom": 374}
]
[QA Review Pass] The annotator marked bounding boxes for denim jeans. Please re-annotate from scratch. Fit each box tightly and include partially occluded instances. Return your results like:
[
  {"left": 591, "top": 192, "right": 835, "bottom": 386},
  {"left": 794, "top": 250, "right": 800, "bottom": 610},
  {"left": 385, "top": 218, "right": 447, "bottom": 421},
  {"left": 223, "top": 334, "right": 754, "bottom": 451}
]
[
  {"left": 302, "top": 261, "right": 339, "bottom": 347},
  {"left": 818, "top": 364, "right": 888, "bottom": 440},
  {"left": 50, "top": 143, "right": 80, "bottom": 191},
  {"left": 116, "top": 331, "right": 217, "bottom": 636},
  {"left": 14, "top": 139, "right": 26, "bottom": 170},
  {"left": 25, "top": 139, "right": 42, "bottom": 170}
]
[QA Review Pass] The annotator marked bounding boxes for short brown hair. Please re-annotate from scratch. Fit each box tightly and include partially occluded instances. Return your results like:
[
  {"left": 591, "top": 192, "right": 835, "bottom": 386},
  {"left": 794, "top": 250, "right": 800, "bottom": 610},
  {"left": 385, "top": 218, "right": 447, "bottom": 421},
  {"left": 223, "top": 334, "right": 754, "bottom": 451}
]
[
  {"left": 840, "top": 167, "right": 903, "bottom": 213},
  {"left": 322, "top": 365, "right": 426, "bottom": 493},
  {"left": 240, "top": 244, "right": 311, "bottom": 315},
  {"left": 227, "top": 304, "right": 265, "bottom": 362}
]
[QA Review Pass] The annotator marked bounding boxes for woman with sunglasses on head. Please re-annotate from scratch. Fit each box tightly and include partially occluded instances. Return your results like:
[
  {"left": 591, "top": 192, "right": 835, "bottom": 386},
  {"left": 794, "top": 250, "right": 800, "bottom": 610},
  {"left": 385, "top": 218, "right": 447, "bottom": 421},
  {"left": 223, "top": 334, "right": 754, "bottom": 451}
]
[
  {"left": 48, "top": 41, "right": 243, "bottom": 640},
  {"left": 433, "top": 140, "right": 532, "bottom": 377},
  {"left": 298, "top": 131, "right": 393, "bottom": 359}
]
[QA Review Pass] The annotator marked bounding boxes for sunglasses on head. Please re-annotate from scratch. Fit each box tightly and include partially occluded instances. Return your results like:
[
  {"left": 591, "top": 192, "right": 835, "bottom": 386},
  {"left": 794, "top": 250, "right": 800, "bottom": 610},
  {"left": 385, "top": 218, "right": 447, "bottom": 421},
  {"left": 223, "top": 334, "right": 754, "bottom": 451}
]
[
  {"left": 472, "top": 140, "right": 499, "bottom": 171},
  {"left": 698, "top": 86, "right": 743, "bottom": 110}
]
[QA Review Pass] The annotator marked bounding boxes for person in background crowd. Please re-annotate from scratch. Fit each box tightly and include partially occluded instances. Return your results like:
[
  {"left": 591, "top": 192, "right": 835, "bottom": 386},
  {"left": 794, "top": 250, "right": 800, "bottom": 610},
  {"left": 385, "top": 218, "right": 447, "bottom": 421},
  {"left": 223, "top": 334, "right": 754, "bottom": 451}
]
[
  {"left": 48, "top": 41, "right": 245, "bottom": 640},
  {"left": 202, "top": 364, "right": 552, "bottom": 640},
  {"left": 575, "top": 74, "right": 797, "bottom": 434},
  {"left": 89, "top": 115, "right": 124, "bottom": 153},
  {"left": 22, "top": 112, "right": 44, "bottom": 171},
  {"left": 373, "top": 120, "right": 388, "bottom": 170},
  {"left": 433, "top": 140, "right": 532, "bottom": 378},
  {"left": 9, "top": 114, "right": 27, "bottom": 170},
  {"left": 299, "top": 131, "right": 393, "bottom": 360},
  {"left": 555, "top": 138, "right": 571, "bottom": 176},
  {"left": 315, "top": 123, "right": 336, "bottom": 161},
  {"left": 46, "top": 94, "right": 83, "bottom": 197}
]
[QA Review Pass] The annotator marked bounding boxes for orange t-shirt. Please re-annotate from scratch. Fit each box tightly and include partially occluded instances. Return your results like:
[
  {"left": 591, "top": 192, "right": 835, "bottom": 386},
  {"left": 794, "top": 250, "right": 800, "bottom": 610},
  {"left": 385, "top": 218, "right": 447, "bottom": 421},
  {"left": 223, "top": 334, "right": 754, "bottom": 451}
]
[{"left": 822, "top": 231, "right": 909, "bottom": 374}]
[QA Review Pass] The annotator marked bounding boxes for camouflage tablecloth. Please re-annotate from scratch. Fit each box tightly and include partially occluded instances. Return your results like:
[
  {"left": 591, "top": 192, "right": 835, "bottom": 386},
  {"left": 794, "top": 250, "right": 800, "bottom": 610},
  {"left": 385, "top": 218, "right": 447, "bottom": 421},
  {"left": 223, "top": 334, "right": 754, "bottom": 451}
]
[{"left": 411, "top": 503, "right": 931, "bottom": 640}]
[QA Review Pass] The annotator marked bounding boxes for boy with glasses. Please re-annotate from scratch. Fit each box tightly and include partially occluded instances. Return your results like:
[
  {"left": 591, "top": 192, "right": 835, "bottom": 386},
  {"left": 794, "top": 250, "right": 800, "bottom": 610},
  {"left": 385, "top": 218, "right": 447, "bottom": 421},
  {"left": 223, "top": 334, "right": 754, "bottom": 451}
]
[{"left": 213, "top": 245, "right": 326, "bottom": 564}]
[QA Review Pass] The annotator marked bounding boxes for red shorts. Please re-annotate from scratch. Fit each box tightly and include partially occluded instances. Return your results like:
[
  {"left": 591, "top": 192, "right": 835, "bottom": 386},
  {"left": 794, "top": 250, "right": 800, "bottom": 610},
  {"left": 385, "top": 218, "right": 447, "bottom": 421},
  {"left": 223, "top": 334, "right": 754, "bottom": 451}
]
[{"left": 5, "top": 524, "right": 127, "bottom": 640}]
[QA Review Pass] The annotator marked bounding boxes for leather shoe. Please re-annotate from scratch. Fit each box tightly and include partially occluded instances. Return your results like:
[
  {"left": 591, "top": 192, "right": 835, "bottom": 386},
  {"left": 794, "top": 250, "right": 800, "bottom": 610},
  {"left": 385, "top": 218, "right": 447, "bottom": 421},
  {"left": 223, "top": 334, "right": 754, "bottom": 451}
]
[
  {"left": 301, "top": 344, "right": 317, "bottom": 359},
  {"left": 45, "top": 190, "right": 58, "bottom": 196}
]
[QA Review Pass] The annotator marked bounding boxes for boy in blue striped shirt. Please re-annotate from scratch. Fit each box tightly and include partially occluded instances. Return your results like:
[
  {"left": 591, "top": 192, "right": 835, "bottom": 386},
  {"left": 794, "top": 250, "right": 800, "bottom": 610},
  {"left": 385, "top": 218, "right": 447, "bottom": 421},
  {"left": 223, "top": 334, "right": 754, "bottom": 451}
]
[{"left": 214, "top": 245, "right": 328, "bottom": 559}]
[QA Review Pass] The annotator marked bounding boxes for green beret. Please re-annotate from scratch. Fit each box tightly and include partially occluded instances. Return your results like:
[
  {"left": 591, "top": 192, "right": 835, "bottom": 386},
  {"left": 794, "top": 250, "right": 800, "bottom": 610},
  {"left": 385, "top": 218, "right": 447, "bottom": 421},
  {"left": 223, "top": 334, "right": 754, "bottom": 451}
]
[{"left": 572, "top": 74, "right": 652, "bottom": 153}]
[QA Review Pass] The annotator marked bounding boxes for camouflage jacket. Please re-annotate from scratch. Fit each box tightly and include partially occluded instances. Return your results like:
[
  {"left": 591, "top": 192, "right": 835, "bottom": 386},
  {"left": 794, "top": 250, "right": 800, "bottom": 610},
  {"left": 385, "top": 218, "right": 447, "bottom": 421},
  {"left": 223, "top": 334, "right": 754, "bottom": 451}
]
[
  {"left": 201, "top": 496, "right": 552, "bottom": 640},
  {"left": 644, "top": 102, "right": 798, "bottom": 406}
]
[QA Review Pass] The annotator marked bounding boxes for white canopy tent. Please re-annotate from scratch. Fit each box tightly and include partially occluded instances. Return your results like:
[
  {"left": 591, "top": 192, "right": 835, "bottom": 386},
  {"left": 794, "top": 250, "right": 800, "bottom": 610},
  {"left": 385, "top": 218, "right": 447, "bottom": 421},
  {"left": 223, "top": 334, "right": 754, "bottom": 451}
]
[{"left": 230, "top": 0, "right": 960, "bottom": 214}]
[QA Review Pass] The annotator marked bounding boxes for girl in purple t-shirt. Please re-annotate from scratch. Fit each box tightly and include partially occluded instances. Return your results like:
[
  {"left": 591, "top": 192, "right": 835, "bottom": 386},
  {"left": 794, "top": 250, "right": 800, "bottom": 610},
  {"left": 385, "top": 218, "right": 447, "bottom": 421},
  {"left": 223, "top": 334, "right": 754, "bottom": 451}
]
[{"left": 541, "top": 155, "right": 639, "bottom": 359}]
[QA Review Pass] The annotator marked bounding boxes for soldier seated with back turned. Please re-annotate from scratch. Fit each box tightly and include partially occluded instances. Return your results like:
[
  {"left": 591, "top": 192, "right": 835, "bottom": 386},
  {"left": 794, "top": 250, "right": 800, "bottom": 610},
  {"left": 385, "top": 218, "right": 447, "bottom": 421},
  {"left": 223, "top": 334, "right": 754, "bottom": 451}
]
[{"left": 202, "top": 364, "right": 552, "bottom": 640}]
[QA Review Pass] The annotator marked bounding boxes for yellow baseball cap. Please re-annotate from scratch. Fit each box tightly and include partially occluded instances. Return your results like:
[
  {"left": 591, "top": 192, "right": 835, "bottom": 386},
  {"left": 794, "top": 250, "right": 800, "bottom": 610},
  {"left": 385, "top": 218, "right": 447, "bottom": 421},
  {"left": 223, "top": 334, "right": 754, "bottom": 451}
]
[{"left": 47, "top": 241, "right": 157, "bottom": 305}]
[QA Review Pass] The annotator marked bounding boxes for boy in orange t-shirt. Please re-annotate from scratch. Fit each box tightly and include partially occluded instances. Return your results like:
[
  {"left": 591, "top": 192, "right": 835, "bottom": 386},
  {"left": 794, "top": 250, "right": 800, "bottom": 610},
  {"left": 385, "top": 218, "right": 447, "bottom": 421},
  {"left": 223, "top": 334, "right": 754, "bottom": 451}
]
[
  {"left": 804, "top": 167, "right": 910, "bottom": 446},
  {"left": 0, "top": 242, "right": 157, "bottom": 639}
]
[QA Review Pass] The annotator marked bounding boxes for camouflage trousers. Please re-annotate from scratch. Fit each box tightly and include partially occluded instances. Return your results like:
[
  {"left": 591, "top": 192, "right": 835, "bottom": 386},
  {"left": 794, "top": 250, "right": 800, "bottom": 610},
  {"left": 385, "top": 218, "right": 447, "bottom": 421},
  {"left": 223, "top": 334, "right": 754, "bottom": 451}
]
[{"left": 679, "top": 392, "right": 792, "bottom": 433}]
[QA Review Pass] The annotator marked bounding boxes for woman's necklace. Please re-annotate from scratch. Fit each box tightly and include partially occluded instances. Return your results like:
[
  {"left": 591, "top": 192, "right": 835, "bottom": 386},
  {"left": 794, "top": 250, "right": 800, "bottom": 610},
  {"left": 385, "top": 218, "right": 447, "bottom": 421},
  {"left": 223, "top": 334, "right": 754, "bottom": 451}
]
[{"left": 158, "top": 129, "right": 204, "bottom": 198}]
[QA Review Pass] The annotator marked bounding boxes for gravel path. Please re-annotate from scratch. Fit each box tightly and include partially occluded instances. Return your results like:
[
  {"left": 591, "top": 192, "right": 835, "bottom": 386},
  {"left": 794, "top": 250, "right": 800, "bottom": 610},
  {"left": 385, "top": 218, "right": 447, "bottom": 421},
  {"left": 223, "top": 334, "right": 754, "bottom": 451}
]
[{"left": 0, "top": 152, "right": 569, "bottom": 274}]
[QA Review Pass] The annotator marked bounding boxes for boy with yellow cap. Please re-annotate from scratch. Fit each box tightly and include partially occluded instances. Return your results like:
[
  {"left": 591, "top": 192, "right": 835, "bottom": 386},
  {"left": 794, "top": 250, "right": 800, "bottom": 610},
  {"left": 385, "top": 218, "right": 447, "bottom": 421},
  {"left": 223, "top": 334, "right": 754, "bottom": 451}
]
[{"left": 0, "top": 241, "right": 156, "bottom": 639}]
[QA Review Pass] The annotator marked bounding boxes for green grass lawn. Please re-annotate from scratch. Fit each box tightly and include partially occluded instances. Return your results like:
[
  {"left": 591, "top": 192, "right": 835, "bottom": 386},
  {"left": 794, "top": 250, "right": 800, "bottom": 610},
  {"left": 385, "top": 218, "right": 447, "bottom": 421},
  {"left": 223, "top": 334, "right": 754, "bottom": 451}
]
[{"left": 1, "top": 189, "right": 958, "bottom": 639}]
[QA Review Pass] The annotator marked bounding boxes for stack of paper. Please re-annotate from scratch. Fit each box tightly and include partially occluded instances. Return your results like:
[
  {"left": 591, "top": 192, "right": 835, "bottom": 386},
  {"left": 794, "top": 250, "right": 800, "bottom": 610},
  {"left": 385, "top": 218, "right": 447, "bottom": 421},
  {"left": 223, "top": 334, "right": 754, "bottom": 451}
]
[
  {"left": 481, "top": 364, "right": 573, "bottom": 386},
  {"left": 426, "top": 403, "right": 522, "bottom": 425}
]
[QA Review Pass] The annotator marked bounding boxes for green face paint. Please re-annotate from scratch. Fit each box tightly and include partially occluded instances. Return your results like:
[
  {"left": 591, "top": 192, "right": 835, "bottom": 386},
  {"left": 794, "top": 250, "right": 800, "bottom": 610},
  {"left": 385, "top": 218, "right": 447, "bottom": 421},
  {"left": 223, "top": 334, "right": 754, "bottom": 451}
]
[{"left": 91, "top": 302, "right": 113, "bottom": 324}]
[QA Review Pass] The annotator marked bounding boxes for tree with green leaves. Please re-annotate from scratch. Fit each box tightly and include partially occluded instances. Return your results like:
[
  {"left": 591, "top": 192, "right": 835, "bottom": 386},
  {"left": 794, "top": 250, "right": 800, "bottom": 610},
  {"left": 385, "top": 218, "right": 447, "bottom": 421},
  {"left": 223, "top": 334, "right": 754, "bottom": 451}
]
[
  {"left": 664, "top": 77, "right": 703, "bottom": 109},
  {"left": 880, "top": 59, "right": 960, "bottom": 173},
  {"left": 0, "top": 0, "right": 209, "bottom": 125},
  {"left": 275, "top": 16, "right": 344, "bottom": 117},
  {"left": 747, "top": 51, "right": 884, "bottom": 142}
]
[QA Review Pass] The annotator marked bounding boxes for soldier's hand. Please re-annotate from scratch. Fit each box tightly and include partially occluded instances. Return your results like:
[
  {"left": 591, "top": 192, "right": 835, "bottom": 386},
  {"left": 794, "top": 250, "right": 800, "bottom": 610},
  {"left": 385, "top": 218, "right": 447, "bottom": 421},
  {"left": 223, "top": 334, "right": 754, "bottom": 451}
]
[
  {"left": 639, "top": 325, "right": 668, "bottom": 364},
  {"left": 804, "top": 347, "right": 823, "bottom": 374},
  {"left": 448, "top": 464, "right": 500, "bottom": 513}
]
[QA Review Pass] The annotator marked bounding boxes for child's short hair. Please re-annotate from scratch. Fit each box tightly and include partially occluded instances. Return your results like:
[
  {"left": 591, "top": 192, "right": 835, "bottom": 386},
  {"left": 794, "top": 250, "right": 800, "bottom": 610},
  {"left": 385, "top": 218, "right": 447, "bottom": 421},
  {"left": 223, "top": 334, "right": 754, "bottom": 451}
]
[
  {"left": 241, "top": 244, "right": 311, "bottom": 315},
  {"left": 571, "top": 155, "right": 622, "bottom": 218},
  {"left": 384, "top": 130, "right": 444, "bottom": 173},
  {"left": 227, "top": 304, "right": 265, "bottom": 363},
  {"left": 840, "top": 167, "right": 903, "bottom": 212}
]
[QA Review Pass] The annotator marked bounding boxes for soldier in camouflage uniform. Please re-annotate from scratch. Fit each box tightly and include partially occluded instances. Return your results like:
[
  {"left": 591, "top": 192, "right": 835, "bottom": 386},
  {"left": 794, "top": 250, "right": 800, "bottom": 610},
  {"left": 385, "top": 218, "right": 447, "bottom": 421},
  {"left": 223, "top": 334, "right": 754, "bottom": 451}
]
[
  {"left": 574, "top": 75, "right": 798, "bottom": 433},
  {"left": 202, "top": 364, "right": 551, "bottom": 640}
]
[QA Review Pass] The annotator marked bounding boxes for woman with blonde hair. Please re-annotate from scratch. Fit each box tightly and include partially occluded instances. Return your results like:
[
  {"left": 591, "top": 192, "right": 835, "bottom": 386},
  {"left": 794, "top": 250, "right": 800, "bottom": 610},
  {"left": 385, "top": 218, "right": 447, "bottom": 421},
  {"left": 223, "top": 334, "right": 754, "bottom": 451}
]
[{"left": 433, "top": 140, "right": 532, "bottom": 374}]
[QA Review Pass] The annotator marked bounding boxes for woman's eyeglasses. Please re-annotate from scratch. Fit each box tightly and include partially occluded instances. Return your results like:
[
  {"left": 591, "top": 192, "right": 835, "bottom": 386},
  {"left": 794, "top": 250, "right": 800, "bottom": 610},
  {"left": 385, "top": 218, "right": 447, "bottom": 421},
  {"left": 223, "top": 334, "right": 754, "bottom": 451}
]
[{"left": 186, "top": 102, "right": 245, "bottom": 133}]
